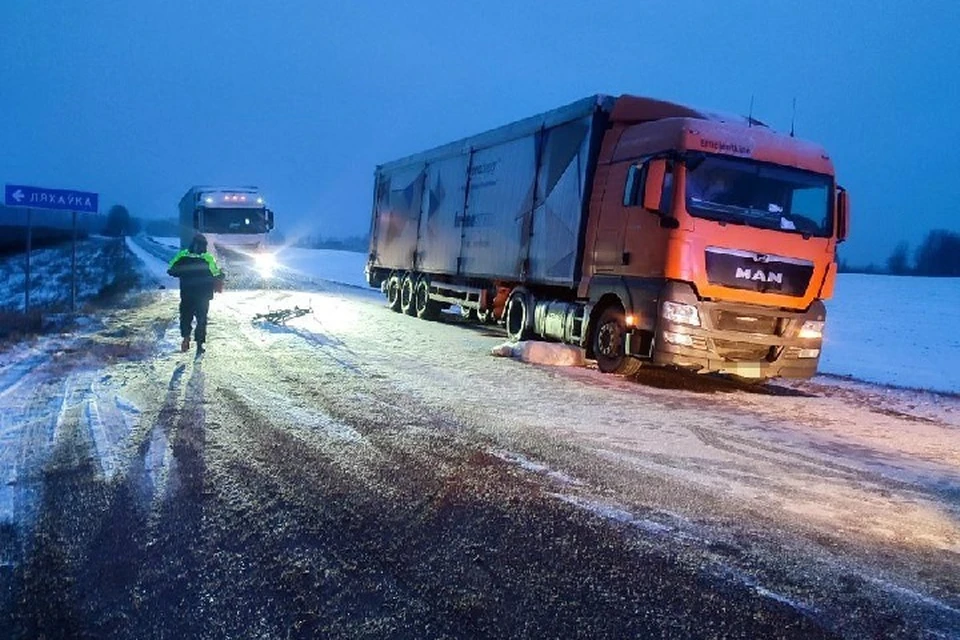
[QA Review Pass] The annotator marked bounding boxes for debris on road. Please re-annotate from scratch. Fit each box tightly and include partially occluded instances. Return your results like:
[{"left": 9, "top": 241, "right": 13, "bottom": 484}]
[{"left": 252, "top": 305, "right": 312, "bottom": 325}]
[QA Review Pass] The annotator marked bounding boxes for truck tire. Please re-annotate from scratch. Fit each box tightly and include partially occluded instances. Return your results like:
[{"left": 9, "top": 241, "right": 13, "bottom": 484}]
[
  {"left": 386, "top": 274, "right": 402, "bottom": 312},
  {"left": 592, "top": 305, "right": 642, "bottom": 376},
  {"left": 400, "top": 274, "right": 417, "bottom": 316},
  {"left": 505, "top": 288, "right": 532, "bottom": 342},
  {"left": 415, "top": 278, "right": 441, "bottom": 320}
]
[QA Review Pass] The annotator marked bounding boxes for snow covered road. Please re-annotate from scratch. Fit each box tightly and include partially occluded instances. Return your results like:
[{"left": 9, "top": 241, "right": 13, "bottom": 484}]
[{"left": 0, "top": 242, "right": 958, "bottom": 637}]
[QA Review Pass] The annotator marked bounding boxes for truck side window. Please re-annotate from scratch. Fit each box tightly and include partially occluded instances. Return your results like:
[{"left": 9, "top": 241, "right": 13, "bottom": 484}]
[{"left": 623, "top": 164, "right": 646, "bottom": 206}]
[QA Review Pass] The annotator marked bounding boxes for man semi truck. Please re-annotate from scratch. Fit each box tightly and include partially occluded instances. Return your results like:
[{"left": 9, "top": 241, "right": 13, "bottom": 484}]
[
  {"left": 365, "top": 95, "right": 849, "bottom": 380},
  {"left": 179, "top": 186, "right": 276, "bottom": 276}
]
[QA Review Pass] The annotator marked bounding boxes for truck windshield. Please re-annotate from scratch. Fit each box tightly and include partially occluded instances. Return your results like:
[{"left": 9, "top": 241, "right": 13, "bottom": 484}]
[
  {"left": 202, "top": 208, "right": 268, "bottom": 234},
  {"left": 684, "top": 155, "right": 833, "bottom": 238}
]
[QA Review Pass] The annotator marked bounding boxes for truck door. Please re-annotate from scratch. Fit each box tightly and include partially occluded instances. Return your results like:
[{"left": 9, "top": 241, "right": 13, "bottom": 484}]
[
  {"left": 590, "top": 163, "right": 630, "bottom": 272},
  {"left": 620, "top": 160, "right": 670, "bottom": 277}
]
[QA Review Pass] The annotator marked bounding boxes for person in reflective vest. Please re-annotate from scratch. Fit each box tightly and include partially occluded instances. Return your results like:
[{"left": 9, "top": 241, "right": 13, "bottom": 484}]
[{"left": 167, "top": 234, "right": 225, "bottom": 354}]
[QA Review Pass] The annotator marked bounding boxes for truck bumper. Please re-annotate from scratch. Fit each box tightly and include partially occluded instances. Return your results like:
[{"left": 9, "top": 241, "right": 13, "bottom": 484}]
[{"left": 648, "top": 283, "right": 826, "bottom": 380}]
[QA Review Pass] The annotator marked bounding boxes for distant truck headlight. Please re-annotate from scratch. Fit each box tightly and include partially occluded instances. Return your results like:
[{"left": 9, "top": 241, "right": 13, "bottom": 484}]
[
  {"left": 798, "top": 320, "right": 824, "bottom": 339},
  {"left": 662, "top": 301, "right": 701, "bottom": 327},
  {"left": 254, "top": 252, "right": 278, "bottom": 277}
]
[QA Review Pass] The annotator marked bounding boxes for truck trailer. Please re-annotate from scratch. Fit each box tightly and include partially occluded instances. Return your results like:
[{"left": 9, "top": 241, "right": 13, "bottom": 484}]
[
  {"left": 178, "top": 185, "right": 276, "bottom": 274},
  {"left": 365, "top": 95, "right": 849, "bottom": 380}
]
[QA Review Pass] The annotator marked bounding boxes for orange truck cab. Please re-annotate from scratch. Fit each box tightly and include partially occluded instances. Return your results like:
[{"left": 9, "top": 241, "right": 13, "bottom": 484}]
[{"left": 367, "top": 95, "right": 849, "bottom": 380}]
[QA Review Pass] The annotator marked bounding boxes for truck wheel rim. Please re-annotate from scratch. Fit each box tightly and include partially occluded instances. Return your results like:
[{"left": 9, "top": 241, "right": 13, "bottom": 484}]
[{"left": 597, "top": 321, "right": 622, "bottom": 358}]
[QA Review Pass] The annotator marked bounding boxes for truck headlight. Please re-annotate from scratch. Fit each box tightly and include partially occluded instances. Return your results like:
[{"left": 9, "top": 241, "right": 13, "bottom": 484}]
[
  {"left": 254, "top": 252, "right": 277, "bottom": 277},
  {"left": 662, "top": 301, "right": 700, "bottom": 327},
  {"left": 798, "top": 320, "right": 824, "bottom": 339}
]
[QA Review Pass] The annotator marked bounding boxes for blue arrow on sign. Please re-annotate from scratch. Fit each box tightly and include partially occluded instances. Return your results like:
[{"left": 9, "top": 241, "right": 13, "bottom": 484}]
[{"left": 4, "top": 184, "right": 99, "bottom": 213}]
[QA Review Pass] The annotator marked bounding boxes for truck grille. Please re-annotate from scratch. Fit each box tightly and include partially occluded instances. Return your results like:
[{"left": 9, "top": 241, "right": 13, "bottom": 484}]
[
  {"left": 705, "top": 248, "right": 813, "bottom": 297},
  {"left": 713, "top": 340, "right": 773, "bottom": 362},
  {"left": 713, "top": 311, "right": 779, "bottom": 336}
]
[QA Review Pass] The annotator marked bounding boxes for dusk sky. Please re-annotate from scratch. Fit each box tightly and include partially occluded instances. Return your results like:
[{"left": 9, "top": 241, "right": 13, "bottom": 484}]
[{"left": 2, "top": 1, "right": 958, "bottom": 266}]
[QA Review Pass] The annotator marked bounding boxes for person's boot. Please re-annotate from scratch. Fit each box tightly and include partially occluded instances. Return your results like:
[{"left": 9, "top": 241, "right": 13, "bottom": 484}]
[{"left": 181, "top": 337, "right": 190, "bottom": 353}]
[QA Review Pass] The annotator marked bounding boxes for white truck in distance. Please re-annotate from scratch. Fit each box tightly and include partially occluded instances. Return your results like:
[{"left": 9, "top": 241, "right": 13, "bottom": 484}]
[{"left": 178, "top": 186, "right": 276, "bottom": 275}]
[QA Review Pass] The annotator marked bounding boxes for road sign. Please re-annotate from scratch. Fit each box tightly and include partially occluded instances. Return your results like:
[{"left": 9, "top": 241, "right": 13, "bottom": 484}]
[{"left": 4, "top": 183, "right": 99, "bottom": 213}]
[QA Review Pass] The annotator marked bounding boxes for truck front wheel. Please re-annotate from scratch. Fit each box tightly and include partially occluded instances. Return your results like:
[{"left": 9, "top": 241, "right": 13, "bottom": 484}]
[{"left": 593, "top": 306, "right": 642, "bottom": 376}]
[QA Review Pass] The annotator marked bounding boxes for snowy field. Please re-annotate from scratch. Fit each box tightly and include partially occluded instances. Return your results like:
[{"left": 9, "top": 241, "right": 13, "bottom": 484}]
[
  {"left": 0, "top": 237, "right": 132, "bottom": 314},
  {"left": 145, "top": 237, "right": 960, "bottom": 394},
  {"left": 822, "top": 274, "right": 960, "bottom": 393}
]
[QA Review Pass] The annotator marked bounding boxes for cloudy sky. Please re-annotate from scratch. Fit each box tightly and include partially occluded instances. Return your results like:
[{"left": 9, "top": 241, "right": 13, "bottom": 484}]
[{"left": 2, "top": 1, "right": 957, "bottom": 265}]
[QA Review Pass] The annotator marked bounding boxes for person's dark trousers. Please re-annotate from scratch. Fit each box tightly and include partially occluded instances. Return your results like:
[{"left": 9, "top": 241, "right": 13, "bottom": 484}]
[{"left": 180, "top": 296, "right": 211, "bottom": 345}]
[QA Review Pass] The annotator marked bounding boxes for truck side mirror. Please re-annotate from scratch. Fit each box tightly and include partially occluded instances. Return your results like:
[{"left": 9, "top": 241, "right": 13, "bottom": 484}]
[
  {"left": 836, "top": 187, "right": 849, "bottom": 242},
  {"left": 642, "top": 158, "right": 679, "bottom": 228},
  {"left": 193, "top": 209, "right": 201, "bottom": 229},
  {"left": 266, "top": 209, "right": 275, "bottom": 231},
  {"left": 642, "top": 159, "right": 666, "bottom": 212}
]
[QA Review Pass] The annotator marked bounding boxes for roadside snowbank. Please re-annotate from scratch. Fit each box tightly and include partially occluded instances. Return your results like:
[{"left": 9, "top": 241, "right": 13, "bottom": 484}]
[{"left": 126, "top": 237, "right": 177, "bottom": 289}]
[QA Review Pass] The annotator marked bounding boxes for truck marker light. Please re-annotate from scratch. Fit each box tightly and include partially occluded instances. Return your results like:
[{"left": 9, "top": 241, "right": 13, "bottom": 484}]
[
  {"left": 625, "top": 314, "right": 636, "bottom": 327},
  {"left": 797, "top": 348, "right": 820, "bottom": 359},
  {"left": 205, "top": 197, "right": 214, "bottom": 204}
]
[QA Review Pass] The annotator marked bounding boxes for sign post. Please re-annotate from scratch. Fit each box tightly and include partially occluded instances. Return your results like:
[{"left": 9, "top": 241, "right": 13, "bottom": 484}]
[
  {"left": 25, "top": 209, "right": 32, "bottom": 313},
  {"left": 71, "top": 211, "right": 78, "bottom": 313},
  {"left": 4, "top": 184, "right": 99, "bottom": 315}
]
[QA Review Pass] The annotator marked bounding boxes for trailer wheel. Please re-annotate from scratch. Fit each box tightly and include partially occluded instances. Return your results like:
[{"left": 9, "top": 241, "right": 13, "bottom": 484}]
[
  {"left": 400, "top": 274, "right": 417, "bottom": 316},
  {"left": 593, "top": 305, "right": 642, "bottom": 376},
  {"left": 415, "top": 278, "right": 440, "bottom": 320},
  {"left": 504, "top": 289, "right": 532, "bottom": 342},
  {"left": 386, "top": 274, "right": 402, "bottom": 312}
]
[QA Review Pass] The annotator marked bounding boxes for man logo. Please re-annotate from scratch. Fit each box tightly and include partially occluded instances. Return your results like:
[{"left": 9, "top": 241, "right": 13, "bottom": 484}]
[{"left": 735, "top": 267, "right": 783, "bottom": 284}]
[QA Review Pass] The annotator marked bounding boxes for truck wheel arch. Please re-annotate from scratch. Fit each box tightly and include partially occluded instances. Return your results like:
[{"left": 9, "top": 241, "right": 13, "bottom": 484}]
[{"left": 585, "top": 292, "right": 628, "bottom": 359}]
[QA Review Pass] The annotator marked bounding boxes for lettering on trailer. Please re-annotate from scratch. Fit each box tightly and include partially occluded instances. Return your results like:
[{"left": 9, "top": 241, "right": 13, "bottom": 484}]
[
  {"left": 4, "top": 184, "right": 99, "bottom": 213},
  {"left": 699, "top": 139, "right": 752, "bottom": 156},
  {"left": 468, "top": 161, "right": 499, "bottom": 190},
  {"left": 455, "top": 212, "right": 494, "bottom": 228},
  {"left": 469, "top": 161, "right": 498, "bottom": 176},
  {"left": 735, "top": 267, "right": 784, "bottom": 284}
]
